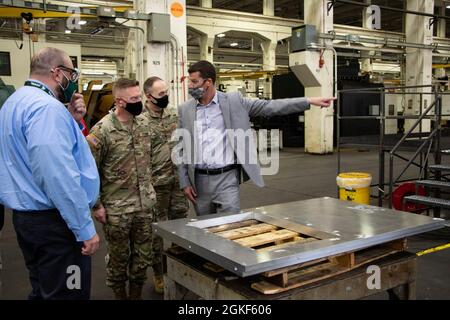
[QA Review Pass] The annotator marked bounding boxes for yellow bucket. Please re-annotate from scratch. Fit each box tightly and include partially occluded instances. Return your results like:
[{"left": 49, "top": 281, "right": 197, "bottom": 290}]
[{"left": 336, "top": 172, "right": 372, "bottom": 205}]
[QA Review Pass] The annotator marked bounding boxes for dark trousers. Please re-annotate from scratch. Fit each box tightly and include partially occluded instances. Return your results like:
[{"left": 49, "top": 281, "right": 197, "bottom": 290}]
[
  {"left": 12, "top": 209, "right": 91, "bottom": 300},
  {"left": 0, "top": 204, "right": 4, "bottom": 231}
]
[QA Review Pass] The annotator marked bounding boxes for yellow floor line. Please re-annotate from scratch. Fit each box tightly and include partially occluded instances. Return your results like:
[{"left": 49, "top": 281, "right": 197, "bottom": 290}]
[{"left": 416, "top": 243, "right": 450, "bottom": 256}]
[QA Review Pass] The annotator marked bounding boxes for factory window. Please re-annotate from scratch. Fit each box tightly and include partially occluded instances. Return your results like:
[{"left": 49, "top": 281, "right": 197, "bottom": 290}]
[{"left": 0, "top": 52, "right": 11, "bottom": 76}]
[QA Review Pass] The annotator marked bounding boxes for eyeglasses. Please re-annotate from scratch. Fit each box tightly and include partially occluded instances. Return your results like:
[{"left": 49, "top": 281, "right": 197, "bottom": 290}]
[{"left": 57, "top": 65, "right": 80, "bottom": 82}]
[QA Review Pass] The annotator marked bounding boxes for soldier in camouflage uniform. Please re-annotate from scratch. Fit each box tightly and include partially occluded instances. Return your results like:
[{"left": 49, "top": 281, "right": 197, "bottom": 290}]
[
  {"left": 86, "top": 79, "right": 156, "bottom": 300},
  {"left": 143, "top": 77, "right": 189, "bottom": 294}
]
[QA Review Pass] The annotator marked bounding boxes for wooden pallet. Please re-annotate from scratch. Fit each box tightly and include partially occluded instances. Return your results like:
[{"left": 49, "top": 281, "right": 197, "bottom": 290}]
[
  {"left": 206, "top": 219, "right": 321, "bottom": 250},
  {"left": 170, "top": 220, "right": 408, "bottom": 296},
  {"left": 206, "top": 219, "right": 259, "bottom": 233},
  {"left": 251, "top": 238, "right": 407, "bottom": 294}
]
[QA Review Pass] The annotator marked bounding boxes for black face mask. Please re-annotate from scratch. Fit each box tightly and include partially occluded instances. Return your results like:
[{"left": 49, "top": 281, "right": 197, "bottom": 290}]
[
  {"left": 124, "top": 100, "right": 143, "bottom": 116},
  {"left": 150, "top": 94, "right": 169, "bottom": 109}
]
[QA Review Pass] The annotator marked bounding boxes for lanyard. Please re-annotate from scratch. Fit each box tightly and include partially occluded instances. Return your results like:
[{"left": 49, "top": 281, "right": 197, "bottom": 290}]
[{"left": 24, "top": 80, "right": 55, "bottom": 98}]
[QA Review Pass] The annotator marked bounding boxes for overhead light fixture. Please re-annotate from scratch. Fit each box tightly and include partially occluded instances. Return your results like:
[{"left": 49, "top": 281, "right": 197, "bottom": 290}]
[
  {"left": 78, "top": 20, "right": 87, "bottom": 25},
  {"left": 217, "top": 33, "right": 226, "bottom": 38},
  {"left": 230, "top": 42, "right": 238, "bottom": 47},
  {"left": 99, "top": 59, "right": 105, "bottom": 62},
  {"left": 447, "top": 5, "right": 450, "bottom": 8},
  {"left": 65, "top": 30, "right": 71, "bottom": 34}
]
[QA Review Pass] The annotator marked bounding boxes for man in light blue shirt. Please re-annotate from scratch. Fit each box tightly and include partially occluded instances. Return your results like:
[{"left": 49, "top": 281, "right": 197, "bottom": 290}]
[
  {"left": 195, "top": 92, "right": 236, "bottom": 170},
  {"left": 0, "top": 47, "right": 100, "bottom": 300}
]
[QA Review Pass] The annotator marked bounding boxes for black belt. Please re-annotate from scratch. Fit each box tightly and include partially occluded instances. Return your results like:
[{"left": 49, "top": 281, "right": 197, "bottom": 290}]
[{"left": 195, "top": 164, "right": 238, "bottom": 175}]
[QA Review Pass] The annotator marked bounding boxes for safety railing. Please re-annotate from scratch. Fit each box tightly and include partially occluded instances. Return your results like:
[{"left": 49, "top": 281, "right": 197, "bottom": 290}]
[{"left": 337, "top": 84, "right": 448, "bottom": 208}]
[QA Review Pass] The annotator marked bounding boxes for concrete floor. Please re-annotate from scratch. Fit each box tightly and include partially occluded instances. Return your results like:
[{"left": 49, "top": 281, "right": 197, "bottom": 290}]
[{"left": 1, "top": 148, "right": 449, "bottom": 300}]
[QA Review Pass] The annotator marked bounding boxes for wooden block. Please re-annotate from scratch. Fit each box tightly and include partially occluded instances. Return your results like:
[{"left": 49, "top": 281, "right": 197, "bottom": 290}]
[
  {"left": 287, "top": 261, "right": 348, "bottom": 286},
  {"left": 354, "top": 247, "right": 399, "bottom": 267},
  {"left": 256, "top": 237, "right": 318, "bottom": 253},
  {"left": 251, "top": 280, "right": 285, "bottom": 295},
  {"left": 269, "top": 272, "right": 289, "bottom": 288},
  {"left": 206, "top": 220, "right": 259, "bottom": 233},
  {"left": 334, "top": 253, "right": 355, "bottom": 268},
  {"left": 167, "top": 245, "right": 188, "bottom": 255},
  {"left": 251, "top": 280, "right": 286, "bottom": 294},
  {"left": 387, "top": 238, "right": 407, "bottom": 251},
  {"left": 352, "top": 239, "right": 407, "bottom": 267},
  {"left": 287, "top": 261, "right": 339, "bottom": 279},
  {"left": 215, "top": 223, "right": 278, "bottom": 240},
  {"left": 253, "top": 262, "right": 349, "bottom": 295},
  {"left": 272, "top": 236, "right": 305, "bottom": 245},
  {"left": 234, "top": 229, "right": 298, "bottom": 248},
  {"left": 262, "top": 256, "right": 329, "bottom": 277},
  {"left": 203, "top": 262, "right": 225, "bottom": 273}
]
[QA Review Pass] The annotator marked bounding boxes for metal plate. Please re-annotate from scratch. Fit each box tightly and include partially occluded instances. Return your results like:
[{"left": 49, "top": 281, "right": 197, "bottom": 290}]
[{"left": 153, "top": 197, "right": 445, "bottom": 277}]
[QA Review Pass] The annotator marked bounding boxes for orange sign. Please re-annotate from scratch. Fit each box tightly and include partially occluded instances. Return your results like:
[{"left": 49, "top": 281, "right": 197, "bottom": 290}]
[{"left": 171, "top": 2, "right": 184, "bottom": 18}]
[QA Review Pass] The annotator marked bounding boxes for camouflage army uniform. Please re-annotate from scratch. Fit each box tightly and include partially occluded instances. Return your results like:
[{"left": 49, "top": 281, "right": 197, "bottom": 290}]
[
  {"left": 86, "top": 109, "right": 156, "bottom": 291},
  {"left": 144, "top": 103, "right": 188, "bottom": 275}
]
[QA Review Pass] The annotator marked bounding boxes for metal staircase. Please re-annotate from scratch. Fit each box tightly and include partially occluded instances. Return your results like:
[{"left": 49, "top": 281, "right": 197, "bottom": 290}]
[
  {"left": 404, "top": 164, "right": 450, "bottom": 216},
  {"left": 386, "top": 84, "right": 450, "bottom": 218},
  {"left": 404, "top": 195, "right": 450, "bottom": 210},
  {"left": 337, "top": 84, "right": 450, "bottom": 219},
  {"left": 415, "top": 177, "right": 450, "bottom": 190}
]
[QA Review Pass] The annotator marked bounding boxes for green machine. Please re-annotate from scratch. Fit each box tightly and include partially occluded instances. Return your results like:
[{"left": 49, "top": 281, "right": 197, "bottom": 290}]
[{"left": 0, "top": 78, "right": 15, "bottom": 109}]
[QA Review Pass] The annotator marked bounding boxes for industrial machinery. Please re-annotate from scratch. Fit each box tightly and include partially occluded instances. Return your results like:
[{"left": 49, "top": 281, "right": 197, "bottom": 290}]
[
  {"left": 337, "top": 78, "right": 384, "bottom": 139},
  {"left": 83, "top": 81, "right": 114, "bottom": 129},
  {"left": 251, "top": 71, "right": 306, "bottom": 148},
  {"left": 0, "top": 78, "right": 15, "bottom": 108}
]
